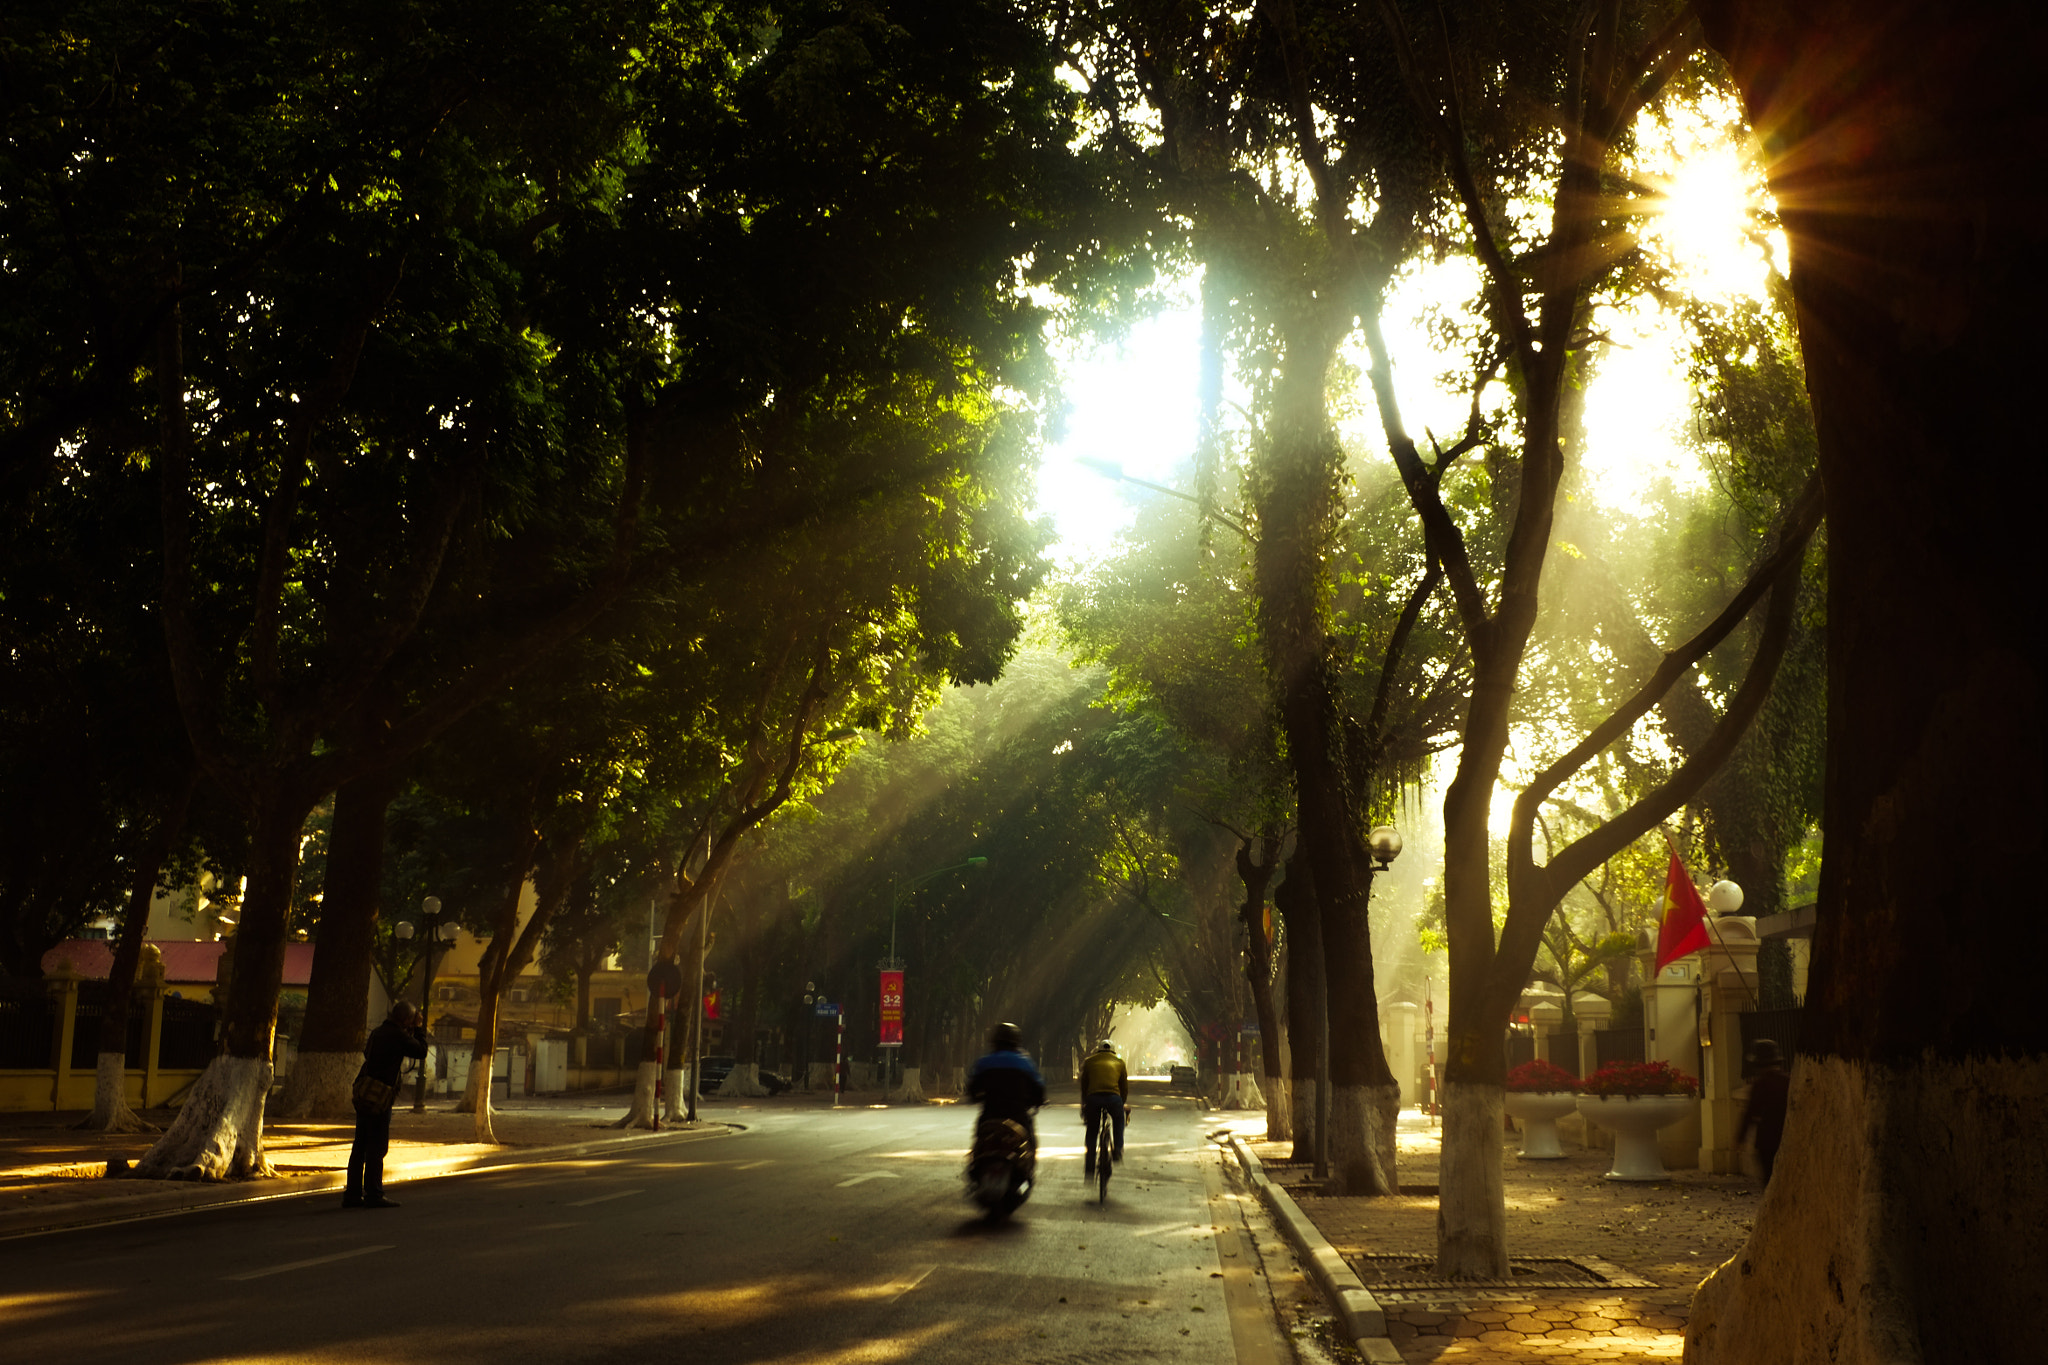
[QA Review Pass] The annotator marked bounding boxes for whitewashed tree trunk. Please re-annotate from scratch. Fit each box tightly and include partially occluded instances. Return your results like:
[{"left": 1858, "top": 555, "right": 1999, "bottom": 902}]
[
  {"left": 662, "top": 1066, "right": 686, "bottom": 1120},
  {"left": 473, "top": 1072, "right": 496, "bottom": 1144},
  {"left": 1265, "top": 1075, "right": 1293, "bottom": 1143},
  {"left": 457, "top": 1054, "right": 483, "bottom": 1113},
  {"left": 1328, "top": 1082, "right": 1399, "bottom": 1193},
  {"left": 1221, "top": 1072, "right": 1266, "bottom": 1110},
  {"left": 1435, "top": 1080, "right": 1508, "bottom": 1277},
  {"left": 720, "top": 1062, "right": 770, "bottom": 1097},
  {"left": 888, "top": 1066, "right": 925, "bottom": 1103},
  {"left": 133, "top": 1056, "right": 274, "bottom": 1180},
  {"left": 83, "top": 1052, "right": 157, "bottom": 1133},
  {"left": 1686, "top": 1056, "right": 2046, "bottom": 1364},
  {"left": 272, "top": 1050, "right": 359, "bottom": 1120},
  {"left": 610, "top": 1060, "right": 662, "bottom": 1129}
]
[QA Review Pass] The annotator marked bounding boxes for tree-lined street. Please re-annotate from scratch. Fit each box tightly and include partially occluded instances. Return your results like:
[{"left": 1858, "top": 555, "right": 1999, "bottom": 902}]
[
  {"left": 4, "top": 2, "right": 2043, "bottom": 1359},
  {"left": 1, "top": 1091, "right": 1294, "bottom": 1365}
]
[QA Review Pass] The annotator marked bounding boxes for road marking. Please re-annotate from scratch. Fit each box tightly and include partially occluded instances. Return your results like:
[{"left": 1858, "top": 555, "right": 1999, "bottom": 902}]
[
  {"left": 735, "top": 1159, "right": 773, "bottom": 1170},
  {"left": 883, "top": 1264, "right": 938, "bottom": 1303},
  {"left": 566, "top": 1188, "right": 645, "bottom": 1207},
  {"left": 223, "top": 1245, "right": 392, "bottom": 1281},
  {"left": 836, "top": 1171, "right": 902, "bottom": 1187}
]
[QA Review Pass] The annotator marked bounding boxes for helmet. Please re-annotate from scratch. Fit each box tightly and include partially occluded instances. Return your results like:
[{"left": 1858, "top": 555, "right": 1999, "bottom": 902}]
[
  {"left": 990, "top": 1022, "right": 1023, "bottom": 1051},
  {"left": 1096, "top": 1039, "right": 1117, "bottom": 1053},
  {"left": 1750, "top": 1039, "right": 1783, "bottom": 1068}
]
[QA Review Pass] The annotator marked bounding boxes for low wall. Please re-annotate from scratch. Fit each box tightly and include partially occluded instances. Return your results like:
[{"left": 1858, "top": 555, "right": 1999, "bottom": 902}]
[{"left": 0, "top": 1067, "right": 206, "bottom": 1112}]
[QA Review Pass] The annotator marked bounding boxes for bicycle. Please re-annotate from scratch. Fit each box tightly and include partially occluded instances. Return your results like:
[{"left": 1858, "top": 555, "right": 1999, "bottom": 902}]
[
  {"left": 1096, "top": 1106, "right": 1113, "bottom": 1202},
  {"left": 1086, "top": 1098, "right": 1128, "bottom": 1204}
]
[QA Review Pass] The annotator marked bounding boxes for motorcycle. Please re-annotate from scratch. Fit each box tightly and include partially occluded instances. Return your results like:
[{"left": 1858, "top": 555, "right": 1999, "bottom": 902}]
[{"left": 965, "top": 1114, "right": 1035, "bottom": 1218}]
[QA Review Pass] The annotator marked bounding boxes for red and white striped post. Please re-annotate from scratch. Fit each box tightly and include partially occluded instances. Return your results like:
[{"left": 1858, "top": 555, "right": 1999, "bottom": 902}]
[
  {"left": 652, "top": 984, "right": 669, "bottom": 1130},
  {"left": 1425, "top": 979, "right": 1438, "bottom": 1123},
  {"left": 833, "top": 1009, "right": 845, "bottom": 1109}
]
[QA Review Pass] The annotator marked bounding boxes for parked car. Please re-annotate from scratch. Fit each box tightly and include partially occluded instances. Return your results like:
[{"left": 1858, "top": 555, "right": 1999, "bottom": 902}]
[
  {"left": 697, "top": 1055, "right": 737, "bottom": 1093},
  {"left": 758, "top": 1070, "right": 793, "bottom": 1095},
  {"left": 1169, "top": 1064, "right": 1198, "bottom": 1090}
]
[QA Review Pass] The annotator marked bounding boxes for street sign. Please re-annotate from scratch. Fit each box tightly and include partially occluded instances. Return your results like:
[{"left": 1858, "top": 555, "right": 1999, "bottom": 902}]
[{"left": 815, "top": 1002, "right": 841, "bottom": 1017}]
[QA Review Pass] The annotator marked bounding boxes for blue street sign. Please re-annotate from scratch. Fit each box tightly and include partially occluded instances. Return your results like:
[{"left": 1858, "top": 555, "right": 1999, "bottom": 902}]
[{"left": 815, "top": 1002, "right": 841, "bottom": 1017}]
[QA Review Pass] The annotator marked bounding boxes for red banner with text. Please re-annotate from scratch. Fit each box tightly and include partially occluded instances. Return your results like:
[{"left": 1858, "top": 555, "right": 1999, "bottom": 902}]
[{"left": 879, "top": 970, "right": 904, "bottom": 1047}]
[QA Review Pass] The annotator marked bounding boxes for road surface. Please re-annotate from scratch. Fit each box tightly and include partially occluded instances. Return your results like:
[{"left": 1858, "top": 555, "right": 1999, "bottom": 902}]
[{"left": 0, "top": 1091, "right": 1299, "bottom": 1365}]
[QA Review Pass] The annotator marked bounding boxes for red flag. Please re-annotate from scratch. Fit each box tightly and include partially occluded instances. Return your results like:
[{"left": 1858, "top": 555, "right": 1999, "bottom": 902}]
[{"left": 1654, "top": 853, "right": 1711, "bottom": 974}]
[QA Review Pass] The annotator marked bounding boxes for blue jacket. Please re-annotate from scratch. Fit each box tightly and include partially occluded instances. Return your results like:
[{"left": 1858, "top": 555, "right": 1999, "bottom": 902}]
[{"left": 968, "top": 1048, "right": 1046, "bottom": 1120}]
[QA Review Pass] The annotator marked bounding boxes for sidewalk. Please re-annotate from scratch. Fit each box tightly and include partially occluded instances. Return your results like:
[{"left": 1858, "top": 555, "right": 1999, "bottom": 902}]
[
  {"left": 1222, "top": 1110, "right": 1761, "bottom": 1363},
  {"left": 0, "top": 1087, "right": 800, "bottom": 1239}
]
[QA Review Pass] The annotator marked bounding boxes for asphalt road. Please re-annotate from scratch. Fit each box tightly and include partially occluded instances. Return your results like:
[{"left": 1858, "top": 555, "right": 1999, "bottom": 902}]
[{"left": 0, "top": 1092, "right": 1297, "bottom": 1365}]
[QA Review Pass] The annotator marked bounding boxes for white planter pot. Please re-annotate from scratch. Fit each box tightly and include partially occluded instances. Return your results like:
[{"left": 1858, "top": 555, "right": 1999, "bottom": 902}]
[
  {"left": 1576, "top": 1094, "right": 1696, "bottom": 1180},
  {"left": 1504, "top": 1090, "right": 1579, "bottom": 1159}
]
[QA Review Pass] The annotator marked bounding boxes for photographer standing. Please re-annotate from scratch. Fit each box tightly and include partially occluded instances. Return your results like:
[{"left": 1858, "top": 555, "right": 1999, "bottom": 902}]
[{"left": 345, "top": 1001, "right": 428, "bottom": 1209}]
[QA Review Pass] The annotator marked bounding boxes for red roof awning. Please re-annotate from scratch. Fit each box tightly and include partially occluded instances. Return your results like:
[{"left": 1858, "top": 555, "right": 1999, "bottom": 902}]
[{"left": 40, "top": 938, "right": 315, "bottom": 987}]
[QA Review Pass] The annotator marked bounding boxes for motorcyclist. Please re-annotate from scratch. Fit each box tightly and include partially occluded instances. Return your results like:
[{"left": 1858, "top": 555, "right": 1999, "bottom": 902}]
[
  {"left": 1079, "top": 1038, "right": 1129, "bottom": 1175},
  {"left": 967, "top": 1021, "right": 1046, "bottom": 1151}
]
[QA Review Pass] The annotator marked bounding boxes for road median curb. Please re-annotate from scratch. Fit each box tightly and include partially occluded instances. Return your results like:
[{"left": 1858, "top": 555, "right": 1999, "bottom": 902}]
[
  {"left": 1223, "top": 1134, "right": 1400, "bottom": 1364},
  {"left": 0, "top": 1121, "right": 738, "bottom": 1240}
]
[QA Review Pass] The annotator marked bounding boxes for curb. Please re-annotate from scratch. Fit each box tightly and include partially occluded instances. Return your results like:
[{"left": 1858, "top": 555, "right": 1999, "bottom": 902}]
[
  {"left": 1224, "top": 1135, "right": 1402, "bottom": 1364},
  {"left": 0, "top": 1122, "right": 738, "bottom": 1241}
]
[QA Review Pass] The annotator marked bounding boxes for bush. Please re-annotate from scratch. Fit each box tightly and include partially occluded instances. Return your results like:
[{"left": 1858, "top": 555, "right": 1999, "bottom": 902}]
[{"left": 1506, "top": 1059, "right": 1580, "bottom": 1092}]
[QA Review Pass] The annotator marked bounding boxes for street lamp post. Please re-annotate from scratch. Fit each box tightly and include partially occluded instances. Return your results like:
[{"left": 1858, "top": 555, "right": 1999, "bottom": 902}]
[
  {"left": 882, "top": 857, "right": 987, "bottom": 1089},
  {"left": 396, "top": 897, "right": 461, "bottom": 1112},
  {"left": 1315, "top": 827, "right": 1402, "bottom": 1186}
]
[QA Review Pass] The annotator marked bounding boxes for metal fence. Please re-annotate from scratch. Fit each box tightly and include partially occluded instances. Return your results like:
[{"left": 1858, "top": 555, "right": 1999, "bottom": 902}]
[
  {"left": 157, "top": 996, "right": 220, "bottom": 1069},
  {"left": 0, "top": 992, "right": 55, "bottom": 1069},
  {"left": 1738, "top": 1007, "right": 1802, "bottom": 1079},
  {"left": 66, "top": 999, "right": 151, "bottom": 1069},
  {"left": 1593, "top": 1027, "right": 1646, "bottom": 1068}
]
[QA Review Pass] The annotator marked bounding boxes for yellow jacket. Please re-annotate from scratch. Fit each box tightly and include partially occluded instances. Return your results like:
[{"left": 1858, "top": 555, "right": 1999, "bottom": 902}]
[{"left": 1080, "top": 1050, "right": 1127, "bottom": 1098}]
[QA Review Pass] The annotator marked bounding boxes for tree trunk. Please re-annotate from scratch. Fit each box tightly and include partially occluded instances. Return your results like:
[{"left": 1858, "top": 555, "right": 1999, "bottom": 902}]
[
  {"left": 467, "top": 981, "right": 504, "bottom": 1144},
  {"left": 135, "top": 789, "right": 310, "bottom": 1179},
  {"left": 82, "top": 776, "right": 196, "bottom": 1133},
  {"left": 619, "top": 885, "right": 713, "bottom": 1129},
  {"left": 459, "top": 815, "right": 550, "bottom": 1143},
  {"left": 1287, "top": 658, "right": 1399, "bottom": 1193},
  {"left": 1685, "top": 4, "right": 2048, "bottom": 1361},
  {"left": 276, "top": 768, "right": 399, "bottom": 1118},
  {"left": 1253, "top": 308, "right": 1398, "bottom": 1185},
  {"left": 1275, "top": 856, "right": 1321, "bottom": 1163},
  {"left": 1236, "top": 829, "right": 1292, "bottom": 1142}
]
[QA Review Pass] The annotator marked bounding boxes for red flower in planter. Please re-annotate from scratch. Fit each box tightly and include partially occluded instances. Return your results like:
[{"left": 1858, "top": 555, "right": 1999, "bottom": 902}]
[
  {"left": 1506, "top": 1059, "right": 1580, "bottom": 1092},
  {"left": 1581, "top": 1059, "right": 1698, "bottom": 1096}
]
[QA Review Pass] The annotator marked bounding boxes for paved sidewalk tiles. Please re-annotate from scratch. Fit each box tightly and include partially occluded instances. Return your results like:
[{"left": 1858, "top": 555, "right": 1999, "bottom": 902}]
[{"left": 1223, "top": 1111, "right": 1763, "bottom": 1363}]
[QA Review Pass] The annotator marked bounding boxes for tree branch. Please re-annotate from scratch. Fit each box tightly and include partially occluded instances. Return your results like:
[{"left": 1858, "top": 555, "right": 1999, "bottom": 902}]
[{"left": 1502, "top": 471, "right": 1822, "bottom": 956}]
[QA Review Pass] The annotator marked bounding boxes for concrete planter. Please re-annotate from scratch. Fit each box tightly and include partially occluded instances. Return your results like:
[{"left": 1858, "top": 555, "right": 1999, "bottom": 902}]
[
  {"left": 1577, "top": 1093, "right": 1696, "bottom": 1180},
  {"left": 1504, "top": 1090, "right": 1579, "bottom": 1159}
]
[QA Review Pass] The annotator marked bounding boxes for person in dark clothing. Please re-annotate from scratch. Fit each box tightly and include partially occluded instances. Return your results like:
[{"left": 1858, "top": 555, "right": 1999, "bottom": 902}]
[
  {"left": 1737, "top": 1039, "right": 1791, "bottom": 1185},
  {"left": 967, "top": 1021, "right": 1046, "bottom": 1146},
  {"left": 346, "top": 1001, "right": 428, "bottom": 1208}
]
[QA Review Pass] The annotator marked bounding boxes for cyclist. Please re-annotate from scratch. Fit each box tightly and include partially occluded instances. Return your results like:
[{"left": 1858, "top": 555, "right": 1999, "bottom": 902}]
[{"left": 1079, "top": 1038, "right": 1129, "bottom": 1176}]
